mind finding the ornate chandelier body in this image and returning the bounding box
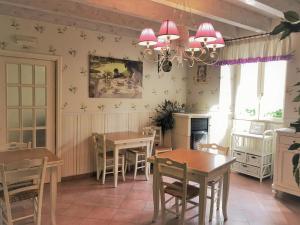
[138,19,225,72]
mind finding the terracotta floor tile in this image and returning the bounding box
[8,173,300,225]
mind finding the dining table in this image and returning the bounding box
[0,148,63,225]
[105,131,154,187]
[148,149,236,225]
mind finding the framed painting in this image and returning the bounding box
[194,65,207,83]
[88,55,143,98]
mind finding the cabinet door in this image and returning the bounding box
[278,148,300,191]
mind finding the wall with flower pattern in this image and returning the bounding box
[0,15,187,113]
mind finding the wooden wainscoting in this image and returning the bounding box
[60,112,153,177]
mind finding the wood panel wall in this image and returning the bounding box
[60,112,152,177]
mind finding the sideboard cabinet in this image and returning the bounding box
[273,128,300,197]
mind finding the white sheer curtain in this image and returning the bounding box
[217,35,292,66]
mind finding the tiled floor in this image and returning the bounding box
[11,172,300,225]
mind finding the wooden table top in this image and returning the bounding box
[105,131,153,144]
[148,149,236,175]
[0,148,62,167]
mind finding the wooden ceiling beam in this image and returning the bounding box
[257,0,300,13]
[151,0,272,33]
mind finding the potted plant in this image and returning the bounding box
[153,100,185,136]
[271,11,300,40]
[288,143,300,187]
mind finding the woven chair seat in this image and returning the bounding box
[1,189,38,203]
[165,181,199,200]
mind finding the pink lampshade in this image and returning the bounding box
[154,40,169,51]
[158,20,180,41]
[186,36,202,52]
[138,28,157,46]
[195,22,217,43]
[206,31,225,48]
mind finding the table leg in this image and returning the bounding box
[199,176,208,225]
[50,167,58,225]
[152,161,159,222]
[222,169,230,221]
[145,142,150,181]
[114,147,119,188]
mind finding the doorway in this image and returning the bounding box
[0,55,56,153]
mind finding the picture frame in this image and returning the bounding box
[88,55,143,98]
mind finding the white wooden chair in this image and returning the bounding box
[126,127,156,180]
[197,143,229,221]
[156,157,200,225]
[152,126,172,155]
[0,157,47,225]
[92,133,125,184]
[0,142,32,152]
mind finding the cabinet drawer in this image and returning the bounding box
[279,136,300,146]
[233,151,246,162]
[232,162,241,171]
[240,163,260,176]
[246,154,261,167]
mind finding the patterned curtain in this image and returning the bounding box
[216,35,292,66]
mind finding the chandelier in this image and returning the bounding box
[138,20,225,72]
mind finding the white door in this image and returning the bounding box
[0,56,55,153]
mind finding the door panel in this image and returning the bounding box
[0,56,55,153]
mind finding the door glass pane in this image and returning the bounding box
[22,87,33,106]
[7,109,19,129]
[36,109,46,127]
[23,130,33,144]
[8,131,20,142]
[36,129,46,147]
[22,109,33,127]
[21,64,33,84]
[35,65,46,85]
[35,88,46,106]
[6,64,19,84]
[7,87,19,106]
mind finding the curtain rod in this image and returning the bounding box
[225,32,270,42]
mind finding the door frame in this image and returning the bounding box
[0,50,62,158]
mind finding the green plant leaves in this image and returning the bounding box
[280,29,292,40]
[270,11,300,40]
[292,153,300,187]
[270,22,286,35]
[284,11,300,23]
[293,94,300,102]
[153,100,185,135]
[288,143,300,150]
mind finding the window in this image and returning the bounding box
[223,60,287,121]
[6,63,47,147]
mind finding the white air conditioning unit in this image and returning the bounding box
[14,35,38,49]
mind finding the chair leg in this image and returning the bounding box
[217,180,222,210]
[160,191,166,225]
[175,198,179,218]
[4,199,13,225]
[209,184,215,222]
[122,156,126,182]
[180,198,186,225]
[102,164,106,185]
[133,154,138,180]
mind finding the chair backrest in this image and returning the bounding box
[0,157,48,202]
[197,143,229,156]
[0,142,32,151]
[155,157,188,199]
[92,133,106,157]
[143,127,156,155]
[151,126,163,146]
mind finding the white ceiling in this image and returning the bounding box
[0,0,298,39]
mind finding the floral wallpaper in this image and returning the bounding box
[186,65,221,113]
[0,15,187,113]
